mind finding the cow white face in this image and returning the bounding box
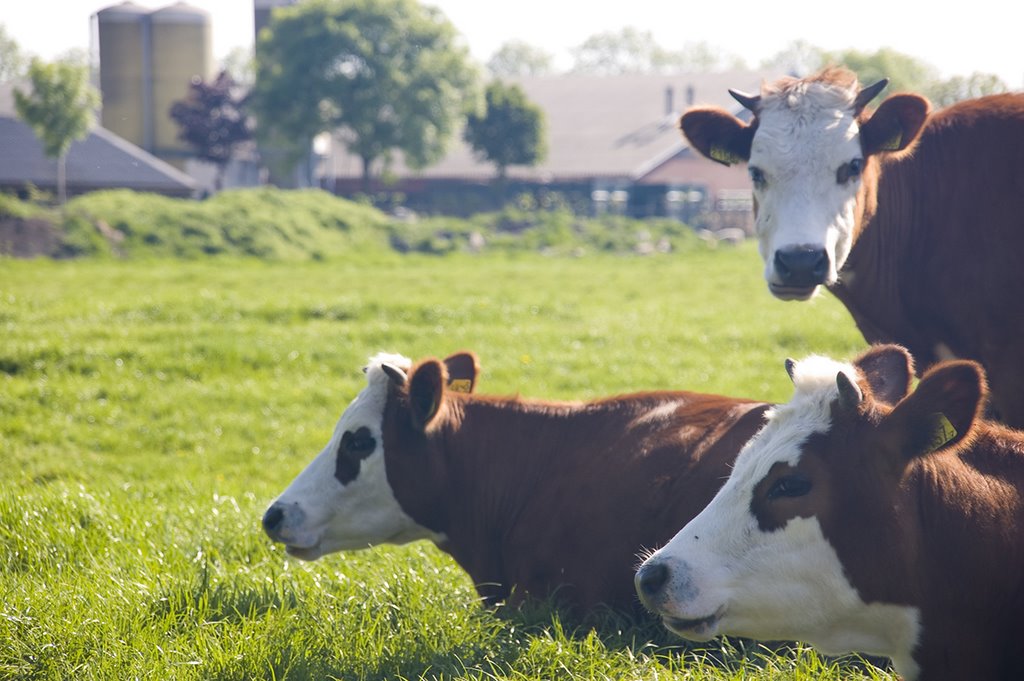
[262,353,444,560]
[681,70,931,303]
[636,354,921,674]
[748,83,865,300]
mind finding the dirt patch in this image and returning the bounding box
[0,216,61,257]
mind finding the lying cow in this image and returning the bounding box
[636,344,1024,680]
[680,67,1024,428]
[262,350,769,613]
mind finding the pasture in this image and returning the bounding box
[0,247,891,680]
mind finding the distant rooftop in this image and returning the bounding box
[327,69,778,183]
[0,81,197,197]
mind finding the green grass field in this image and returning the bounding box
[0,246,893,680]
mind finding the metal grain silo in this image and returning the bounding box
[150,2,213,167]
[96,1,149,148]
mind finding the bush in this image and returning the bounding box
[0,188,715,260]
[61,188,392,259]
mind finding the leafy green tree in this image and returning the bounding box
[824,47,938,97]
[825,47,1006,105]
[0,24,26,83]
[14,57,100,204]
[487,40,554,78]
[926,72,1008,108]
[170,70,253,190]
[251,0,479,191]
[464,81,546,188]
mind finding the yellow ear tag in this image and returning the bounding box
[925,413,958,452]
[709,145,742,166]
[880,130,904,151]
[448,379,471,394]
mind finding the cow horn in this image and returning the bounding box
[785,358,797,382]
[836,371,864,412]
[729,89,761,113]
[381,363,407,386]
[854,78,889,112]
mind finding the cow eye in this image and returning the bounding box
[766,474,812,500]
[837,158,864,185]
[748,166,767,188]
[342,427,376,455]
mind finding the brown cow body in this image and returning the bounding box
[263,351,769,613]
[637,345,1024,680]
[832,93,1024,426]
[681,68,1024,427]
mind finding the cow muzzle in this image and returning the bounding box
[770,246,830,300]
[262,501,323,559]
[635,558,724,641]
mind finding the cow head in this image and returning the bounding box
[681,68,930,300]
[261,351,479,560]
[635,344,986,677]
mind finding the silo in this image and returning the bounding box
[96,2,149,148]
[150,2,212,167]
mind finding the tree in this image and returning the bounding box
[220,46,255,88]
[824,47,938,97]
[570,27,663,75]
[761,40,827,77]
[14,57,100,204]
[251,0,479,192]
[464,81,546,189]
[0,24,26,83]
[170,70,253,191]
[926,72,1007,108]
[823,47,1006,105]
[657,42,747,73]
[487,40,554,78]
[571,29,744,75]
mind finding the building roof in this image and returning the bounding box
[326,69,779,184]
[0,81,198,196]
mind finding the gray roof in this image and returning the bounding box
[0,82,197,196]
[327,69,779,183]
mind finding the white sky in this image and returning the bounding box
[4,0,1023,88]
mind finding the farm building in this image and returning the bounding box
[321,70,779,231]
[0,81,197,199]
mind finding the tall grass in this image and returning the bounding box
[0,247,887,680]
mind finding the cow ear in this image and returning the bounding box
[680,107,754,166]
[407,359,446,430]
[860,93,930,156]
[884,360,986,458]
[854,344,914,406]
[443,351,479,394]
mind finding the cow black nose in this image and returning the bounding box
[774,247,829,288]
[262,504,285,535]
[636,561,670,598]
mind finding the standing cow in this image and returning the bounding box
[262,350,770,613]
[636,344,1024,681]
[680,67,1024,427]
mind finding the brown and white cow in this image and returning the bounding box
[262,350,770,613]
[636,344,1024,680]
[680,67,1024,427]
